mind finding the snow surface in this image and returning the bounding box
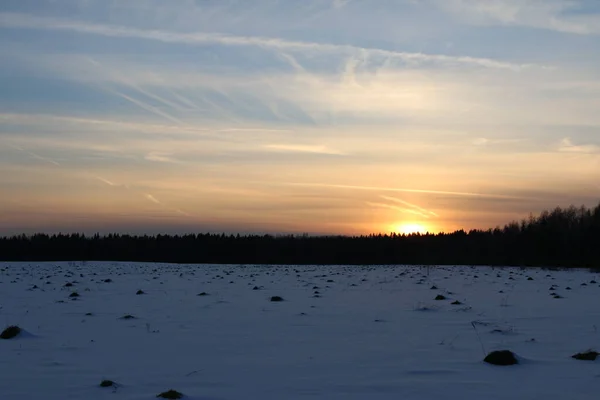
[1,262,599,400]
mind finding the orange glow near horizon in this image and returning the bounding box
[393,223,429,235]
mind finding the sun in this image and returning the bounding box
[393,223,428,235]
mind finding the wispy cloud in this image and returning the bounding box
[0,113,231,142]
[380,195,439,217]
[264,144,345,155]
[8,144,61,166]
[366,202,432,218]
[98,85,185,125]
[471,137,525,146]
[95,176,117,187]
[143,194,191,217]
[0,12,537,70]
[144,193,161,205]
[144,152,181,163]
[285,182,525,199]
[332,0,351,10]
[559,137,600,153]
[95,175,191,217]
[435,0,600,35]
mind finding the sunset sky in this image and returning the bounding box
[1,0,600,236]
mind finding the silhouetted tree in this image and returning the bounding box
[1,202,599,267]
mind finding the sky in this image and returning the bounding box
[1,0,600,236]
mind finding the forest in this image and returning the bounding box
[1,203,599,267]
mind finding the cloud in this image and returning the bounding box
[435,0,600,35]
[332,0,351,10]
[366,202,432,218]
[32,49,598,128]
[144,193,161,204]
[264,144,345,155]
[284,182,526,199]
[98,85,185,125]
[95,176,117,186]
[94,174,191,217]
[472,137,526,146]
[380,195,439,217]
[366,202,433,218]
[144,152,180,163]
[559,137,600,153]
[0,12,536,70]
[143,193,191,217]
[7,143,61,166]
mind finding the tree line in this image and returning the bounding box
[1,203,599,267]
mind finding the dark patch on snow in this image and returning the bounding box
[157,389,184,399]
[0,325,21,339]
[484,350,518,366]
[572,350,598,361]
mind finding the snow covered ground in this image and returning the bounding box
[1,262,599,400]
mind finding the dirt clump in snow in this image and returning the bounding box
[572,350,598,361]
[157,389,184,399]
[484,350,518,366]
[0,325,21,339]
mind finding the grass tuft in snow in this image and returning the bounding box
[484,350,518,366]
[136,290,145,295]
[434,295,447,300]
[0,325,21,339]
[99,380,115,388]
[69,292,80,298]
[572,350,598,361]
[270,296,284,302]
[119,314,136,320]
[197,292,209,296]
[414,302,438,312]
[157,389,184,399]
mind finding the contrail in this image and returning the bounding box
[95,175,191,217]
[366,202,431,218]
[95,176,116,186]
[0,12,536,70]
[144,193,162,205]
[8,143,60,166]
[285,182,524,200]
[380,195,439,217]
[144,193,192,217]
[104,87,185,126]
